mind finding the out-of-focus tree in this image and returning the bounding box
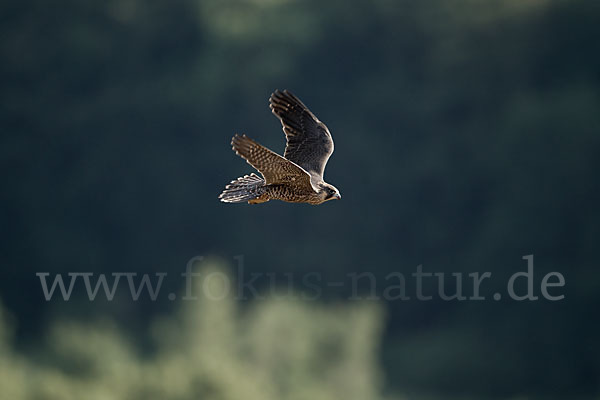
[0,264,385,400]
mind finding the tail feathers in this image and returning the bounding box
[219,173,266,203]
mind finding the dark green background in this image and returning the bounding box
[1,0,599,398]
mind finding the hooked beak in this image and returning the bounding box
[335,193,341,200]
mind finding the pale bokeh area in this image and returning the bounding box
[0,264,385,400]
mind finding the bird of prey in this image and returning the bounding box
[219,90,341,205]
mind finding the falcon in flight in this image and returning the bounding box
[219,90,341,205]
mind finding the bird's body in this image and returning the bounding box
[250,182,328,205]
[219,90,341,205]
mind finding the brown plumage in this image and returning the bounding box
[219,90,341,205]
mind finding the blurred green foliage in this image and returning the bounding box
[0,264,384,400]
[1,0,599,398]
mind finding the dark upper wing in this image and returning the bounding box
[231,134,313,189]
[269,90,334,179]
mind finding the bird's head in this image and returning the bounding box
[318,182,341,202]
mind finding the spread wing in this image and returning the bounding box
[269,90,334,179]
[231,134,314,189]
